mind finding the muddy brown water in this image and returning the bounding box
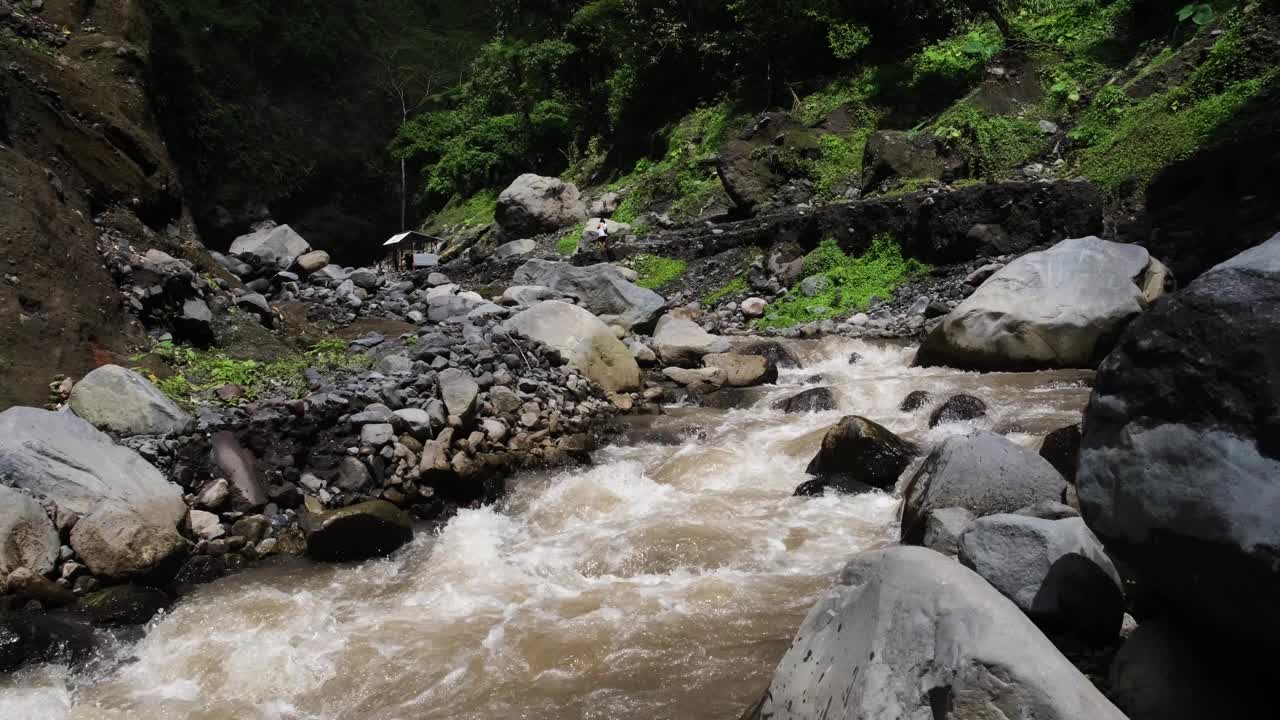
[0,339,1092,720]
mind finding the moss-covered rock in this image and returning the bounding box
[76,585,171,626]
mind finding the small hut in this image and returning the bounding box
[382,231,443,271]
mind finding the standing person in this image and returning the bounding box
[595,219,613,260]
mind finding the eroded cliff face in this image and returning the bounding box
[0,0,196,409]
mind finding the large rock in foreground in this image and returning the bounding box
[513,259,665,331]
[805,416,917,493]
[1078,232,1280,649]
[916,237,1164,370]
[68,364,192,436]
[653,314,730,367]
[495,174,586,237]
[229,224,311,270]
[502,301,641,394]
[305,500,413,562]
[901,432,1066,544]
[0,407,186,523]
[959,514,1124,645]
[748,546,1126,720]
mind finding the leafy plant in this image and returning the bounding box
[1176,3,1215,27]
[758,236,929,329]
[629,254,688,289]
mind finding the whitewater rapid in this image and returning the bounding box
[0,338,1091,720]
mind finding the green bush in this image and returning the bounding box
[629,255,688,289]
[911,26,1003,88]
[933,103,1046,178]
[758,236,929,329]
[557,224,584,255]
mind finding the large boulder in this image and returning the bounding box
[861,130,967,189]
[959,514,1124,645]
[495,174,586,236]
[0,407,186,524]
[502,301,640,394]
[229,224,311,270]
[747,546,1127,720]
[304,500,413,562]
[805,416,917,493]
[915,237,1164,370]
[70,504,188,580]
[774,387,838,414]
[68,365,192,436]
[717,112,823,210]
[901,431,1067,544]
[513,259,665,331]
[652,315,730,367]
[493,238,537,260]
[0,486,59,577]
[701,352,777,387]
[1077,232,1280,648]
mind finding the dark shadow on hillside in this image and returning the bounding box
[1120,74,1280,279]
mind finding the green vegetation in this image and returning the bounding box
[758,236,929,329]
[424,191,498,232]
[703,275,750,306]
[1071,23,1274,191]
[934,103,1047,178]
[136,339,371,409]
[629,255,688,289]
[911,25,1005,89]
[557,224,584,255]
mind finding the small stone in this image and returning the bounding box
[188,510,225,541]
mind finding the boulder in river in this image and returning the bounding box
[495,174,587,237]
[901,431,1067,544]
[513,260,665,331]
[702,352,777,387]
[805,416,917,492]
[70,504,189,580]
[304,500,414,562]
[898,389,932,412]
[746,546,1127,720]
[229,223,311,270]
[959,514,1124,646]
[75,585,171,626]
[915,237,1165,370]
[653,315,731,367]
[502,301,641,394]
[68,364,192,436]
[774,387,837,414]
[0,486,59,577]
[1077,231,1280,649]
[922,506,975,557]
[735,340,802,369]
[927,393,988,427]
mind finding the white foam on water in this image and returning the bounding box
[1,339,1091,720]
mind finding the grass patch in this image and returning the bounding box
[423,190,498,233]
[758,236,929,329]
[135,339,371,410]
[557,223,584,255]
[933,103,1048,178]
[702,275,749,306]
[1071,25,1274,192]
[629,254,688,289]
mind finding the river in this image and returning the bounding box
[0,338,1091,720]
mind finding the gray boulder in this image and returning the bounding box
[805,416,917,492]
[70,505,188,579]
[916,237,1163,370]
[922,507,975,557]
[513,259,665,331]
[748,546,1127,720]
[652,314,730,367]
[0,486,59,576]
[229,224,311,270]
[500,285,563,306]
[495,174,586,236]
[349,268,380,290]
[701,352,777,387]
[313,265,349,283]
[437,369,479,421]
[427,294,482,323]
[501,301,640,393]
[1078,231,1280,648]
[0,407,186,525]
[68,365,192,436]
[493,238,537,260]
[901,432,1067,544]
[959,514,1124,645]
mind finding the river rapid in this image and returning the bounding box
[0,338,1092,720]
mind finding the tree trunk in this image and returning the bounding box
[963,0,1013,39]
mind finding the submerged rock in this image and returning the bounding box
[75,585,170,626]
[927,393,987,427]
[747,546,1126,720]
[774,387,837,414]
